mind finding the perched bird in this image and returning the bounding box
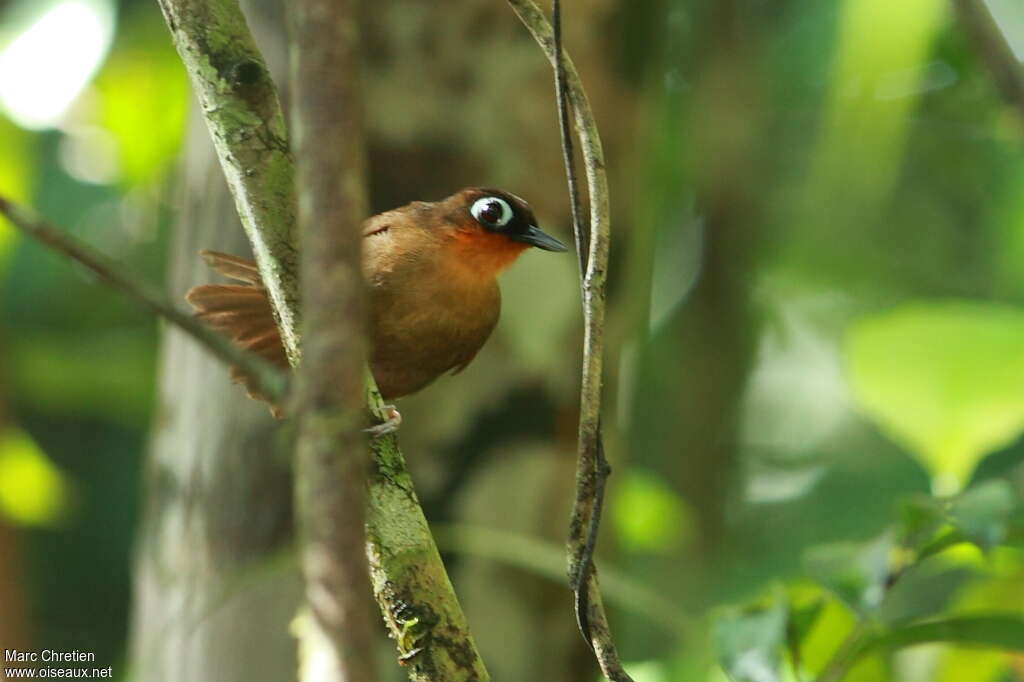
[186,187,567,415]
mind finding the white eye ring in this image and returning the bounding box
[470,197,514,228]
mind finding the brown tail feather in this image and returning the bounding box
[186,252,289,413]
[199,249,263,284]
[186,284,267,310]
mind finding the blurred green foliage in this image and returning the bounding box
[0,0,181,672]
[2,0,1024,681]
[95,19,187,186]
[0,116,34,256]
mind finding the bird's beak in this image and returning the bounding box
[510,225,569,252]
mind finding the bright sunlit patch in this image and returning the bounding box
[0,427,68,525]
[0,1,114,129]
[613,470,692,554]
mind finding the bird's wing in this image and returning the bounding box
[362,212,393,237]
[185,251,288,411]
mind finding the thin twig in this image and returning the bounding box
[550,0,605,641]
[952,0,1024,121]
[0,197,287,403]
[575,430,612,642]
[550,12,611,641]
[289,0,378,680]
[505,1,627,680]
[553,0,587,274]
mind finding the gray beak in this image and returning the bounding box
[511,225,569,252]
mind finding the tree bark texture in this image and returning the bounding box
[289,1,378,681]
[155,0,301,364]
[128,102,300,682]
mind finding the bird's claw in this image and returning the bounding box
[364,404,402,437]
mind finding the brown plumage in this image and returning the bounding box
[186,188,567,409]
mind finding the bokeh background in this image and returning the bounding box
[2,0,1024,681]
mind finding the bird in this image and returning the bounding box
[185,187,568,420]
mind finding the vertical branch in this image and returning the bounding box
[553,0,587,273]
[288,1,377,681]
[506,2,631,680]
[550,0,610,653]
[952,0,1024,120]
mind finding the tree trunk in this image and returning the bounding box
[128,102,299,682]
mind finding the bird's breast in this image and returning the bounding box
[365,238,501,398]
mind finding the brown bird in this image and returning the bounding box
[186,188,567,416]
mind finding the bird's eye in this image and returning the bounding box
[470,197,513,228]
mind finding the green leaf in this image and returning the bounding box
[903,481,1018,560]
[787,598,826,645]
[897,494,946,552]
[915,529,967,562]
[945,479,1016,551]
[867,615,1024,653]
[846,301,1024,493]
[803,532,893,615]
[785,595,825,674]
[712,596,787,682]
[878,564,976,626]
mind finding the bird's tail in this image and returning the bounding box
[185,250,289,411]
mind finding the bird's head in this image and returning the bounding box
[438,187,568,274]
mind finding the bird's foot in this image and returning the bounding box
[364,404,402,437]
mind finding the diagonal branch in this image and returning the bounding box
[0,197,287,404]
[155,0,301,364]
[504,1,629,680]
